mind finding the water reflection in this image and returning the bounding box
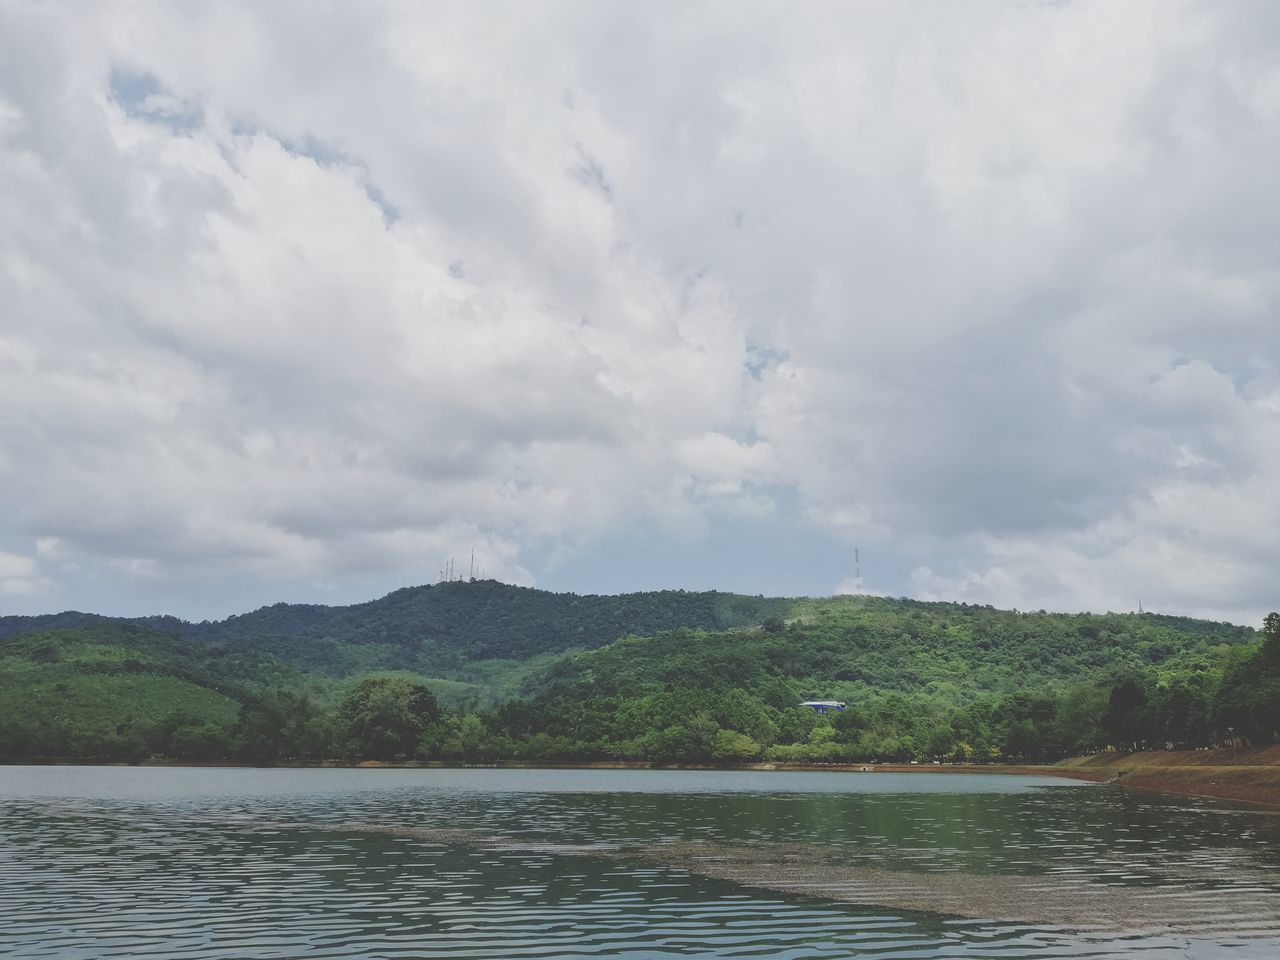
[1,767,1278,959]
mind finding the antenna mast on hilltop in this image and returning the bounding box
[439,551,486,584]
[855,547,863,594]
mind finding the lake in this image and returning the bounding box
[2,766,1279,959]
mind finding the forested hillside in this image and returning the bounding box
[0,585,1274,766]
[0,625,306,760]
[186,581,789,674]
[522,596,1255,702]
[497,598,1268,764]
[0,582,789,676]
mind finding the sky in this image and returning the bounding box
[1,1,1278,625]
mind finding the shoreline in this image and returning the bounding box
[0,757,1106,777]
[6,751,1278,810]
[1058,744,1280,810]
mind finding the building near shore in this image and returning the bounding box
[799,700,847,714]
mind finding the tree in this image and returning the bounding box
[710,729,762,761]
[444,715,490,761]
[1215,615,1280,744]
[1004,720,1044,761]
[1102,678,1150,751]
[236,691,310,763]
[687,713,721,760]
[339,677,441,760]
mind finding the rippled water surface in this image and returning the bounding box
[2,766,1279,959]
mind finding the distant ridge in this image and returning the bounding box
[0,581,791,675]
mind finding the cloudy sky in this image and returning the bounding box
[1,1,1277,624]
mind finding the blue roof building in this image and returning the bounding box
[799,700,847,714]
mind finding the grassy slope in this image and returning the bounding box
[0,626,277,756]
[3,674,238,730]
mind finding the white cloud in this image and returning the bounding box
[0,1,1277,622]
[0,551,49,596]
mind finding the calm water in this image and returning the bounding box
[2,766,1279,959]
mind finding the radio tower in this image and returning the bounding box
[855,548,863,594]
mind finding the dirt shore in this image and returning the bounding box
[1057,745,1280,809]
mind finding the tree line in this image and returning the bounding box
[2,611,1275,766]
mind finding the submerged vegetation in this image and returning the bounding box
[0,583,1276,765]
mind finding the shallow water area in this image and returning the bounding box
[2,766,1279,959]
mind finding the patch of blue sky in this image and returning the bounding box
[108,68,202,132]
[744,342,788,380]
[226,122,400,223]
[571,143,612,198]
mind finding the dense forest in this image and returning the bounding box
[0,583,1276,765]
[0,582,788,677]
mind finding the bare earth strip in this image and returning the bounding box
[1060,746,1280,809]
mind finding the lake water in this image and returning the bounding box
[2,767,1279,959]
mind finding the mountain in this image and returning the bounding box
[183,580,791,673]
[0,583,1269,765]
[2,581,791,677]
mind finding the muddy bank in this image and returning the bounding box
[1061,746,1280,809]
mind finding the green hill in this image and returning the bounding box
[522,595,1257,702]
[0,584,1272,765]
[0,581,790,678]
[0,624,307,761]
[499,595,1261,763]
[187,580,789,667]
[0,584,791,761]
